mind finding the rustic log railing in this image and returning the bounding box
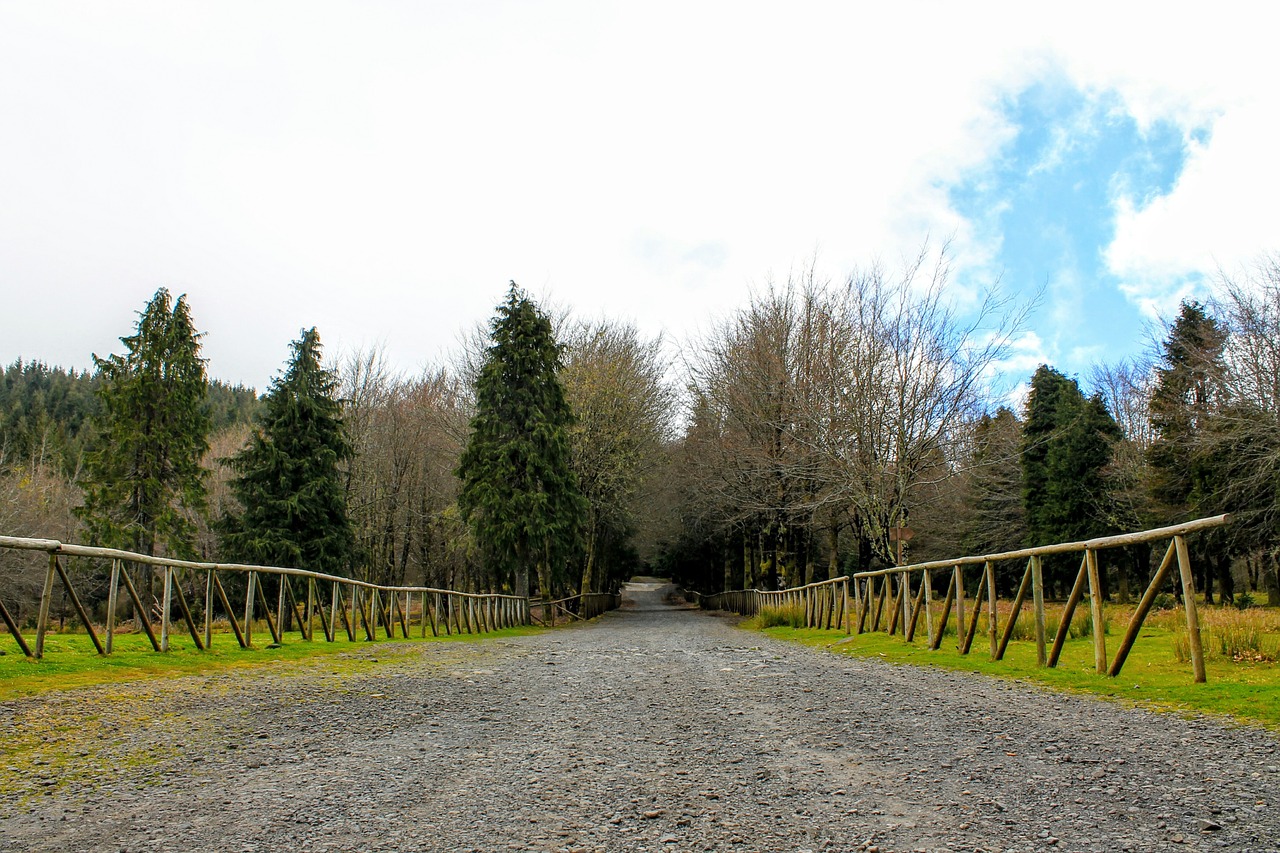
[701,576,852,632]
[0,535,534,658]
[855,515,1228,682]
[700,516,1229,683]
[535,592,621,625]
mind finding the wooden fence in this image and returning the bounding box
[536,592,622,625]
[0,535,554,658]
[701,515,1229,683]
[701,577,850,629]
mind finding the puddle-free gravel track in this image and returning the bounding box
[3,581,1279,852]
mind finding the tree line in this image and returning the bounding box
[3,251,1280,625]
[659,254,1280,606]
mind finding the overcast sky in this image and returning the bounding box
[2,2,1278,396]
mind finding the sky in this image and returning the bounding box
[2,2,1278,398]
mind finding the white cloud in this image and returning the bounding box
[1,2,1278,386]
[1107,104,1280,315]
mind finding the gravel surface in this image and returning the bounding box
[3,581,1280,852]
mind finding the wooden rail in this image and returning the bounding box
[701,516,1229,684]
[0,535,534,658]
[535,592,621,625]
[701,576,852,633]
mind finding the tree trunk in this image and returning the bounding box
[723,540,734,592]
[538,540,553,625]
[579,526,598,595]
[827,521,840,579]
[1266,550,1280,606]
[1197,549,1214,605]
[1216,552,1234,605]
[514,539,530,600]
[805,526,818,584]
[1117,549,1132,604]
[762,525,778,591]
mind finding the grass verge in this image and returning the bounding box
[0,624,545,700]
[744,615,1280,732]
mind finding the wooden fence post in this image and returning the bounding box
[276,576,287,640]
[996,559,1032,660]
[307,579,317,641]
[929,571,955,651]
[886,576,902,636]
[961,570,985,655]
[984,561,998,660]
[843,579,850,635]
[1031,555,1047,667]
[899,573,911,638]
[161,565,173,652]
[35,552,56,659]
[244,571,257,647]
[922,568,934,645]
[51,556,105,655]
[1049,553,1089,668]
[1110,539,1178,676]
[106,559,121,655]
[905,577,926,642]
[1085,548,1107,674]
[0,596,33,658]
[204,569,214,649]
[1174,535,1206,683]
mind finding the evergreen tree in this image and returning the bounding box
[1148,301,1227,520]
[961,407,1027,561]
[456,284,586,600]
[221,328,355,575]
[1021,365,1072,546]
[1021,365,1122,592]
[1147,301,1230,599]
[0,360,100,475]
[78,288,210,558]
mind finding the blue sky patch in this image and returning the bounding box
[952,78,1204,388]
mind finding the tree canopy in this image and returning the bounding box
[220,327,355,575]
[78,288,211,558]
[456,284,586,599]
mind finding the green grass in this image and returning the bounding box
[0,623,546,700]
[745,613,1280,731]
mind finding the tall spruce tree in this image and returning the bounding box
[221,328,355,575]
[456,284,586,600]
[961,407,1027,561]
[1021,365,1122,593]
[79,288,210,559]
[1148,301,1227,519]
[1147,301,1230,599]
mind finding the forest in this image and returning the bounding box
[3,249,1280,622]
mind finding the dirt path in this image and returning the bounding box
[2,584,1279,852]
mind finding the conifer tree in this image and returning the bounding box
[79,288,210,558]
[1148,301,1227,520]
[457,284,586,600]
[1021,365,1122,592]
[221,328,355,575]
[1147,301,1230,599]
[960,406,1027,559]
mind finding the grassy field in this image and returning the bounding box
[0,623,546,700]
[746,601,1280,731]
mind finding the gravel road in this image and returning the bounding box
[3,581,1279,853]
